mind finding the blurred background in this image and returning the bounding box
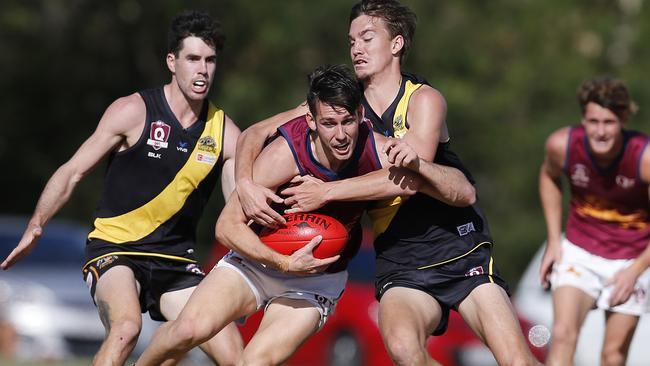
[1,0,649,365]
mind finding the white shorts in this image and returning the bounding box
[216,251,347,328]
[551,237,650,315]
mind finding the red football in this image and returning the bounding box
[259,213,349,259]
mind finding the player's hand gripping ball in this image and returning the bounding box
[259,213,348,258]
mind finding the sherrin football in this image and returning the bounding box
[259,213,349,259]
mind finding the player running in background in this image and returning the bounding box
[539,76,650,366]
[134,64,476,366]
[1,10,243,366]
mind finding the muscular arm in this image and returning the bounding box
[216,137,338,274]
[234,103,308,226]
[538,127,569,288]
[2,94,146,269]
[282,133,476,213]
[219,116,241,198]
[401,85,447,161]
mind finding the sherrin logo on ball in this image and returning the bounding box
[259,213,349,259]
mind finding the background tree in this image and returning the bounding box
[1,0,648,284]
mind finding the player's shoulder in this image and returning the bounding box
[104,92,146,122]
[545,126,571,150]
[544,126,572,166]
[409,82,447,116]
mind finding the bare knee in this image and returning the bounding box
[106,319,141,351]
[171,317,215,351]
[383,331,428,366]
[551,322,579,348]
[601,345,627,366]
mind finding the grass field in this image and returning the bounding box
[0,359,94,366]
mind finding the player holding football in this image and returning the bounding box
[234,1,539,365]
[135,64,475,365]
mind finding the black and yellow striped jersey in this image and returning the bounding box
[84,87,226,266]
[363,73,493,268]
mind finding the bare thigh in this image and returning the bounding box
[379,287,442,343]
[170,266,258,332]
[242,298,321,364]
[458,283,536,364]
[159,280,245,364]
[552,285,596,335]
[94,265,142,330]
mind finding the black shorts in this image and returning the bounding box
[375,243,509,335]
[82,254,205,321]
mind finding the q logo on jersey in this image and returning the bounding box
[147,121,171,150]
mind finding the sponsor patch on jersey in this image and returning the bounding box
[147,121,171,150]
[616,175,635,189]
[394,114,405,132]
[196,152,217,165]
[177,141,189,153]
[456,222,475,236]
[570,163,589,188]
[465,266,484,277]
[198,136,217,153]
[148,152,162,159]
[185,263,205,276]
[565,265,582,278]
[96,255,119,270]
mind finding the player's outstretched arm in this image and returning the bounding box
[217,137,339,275]
[235,103,308,227]
[538,127,569,288]
[1,94,144,270]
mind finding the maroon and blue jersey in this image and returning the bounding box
[277,115,382,272]
[564,125,650,259]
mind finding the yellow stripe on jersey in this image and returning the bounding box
[392,80,423,138]
[367,80,423,235]
[88,104,225,243]
[368,196,407,237]
[488,255,495,283]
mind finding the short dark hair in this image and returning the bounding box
[577,76,637,122]
[349,0,417,62]
[307,65,361,118]
[167,10,225,56]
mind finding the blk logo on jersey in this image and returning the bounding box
[147,121,171,150]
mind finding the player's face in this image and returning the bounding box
[349,15,397,80]
[581,102,624,157]
[310,102,361,167]
[167,36,217,101]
